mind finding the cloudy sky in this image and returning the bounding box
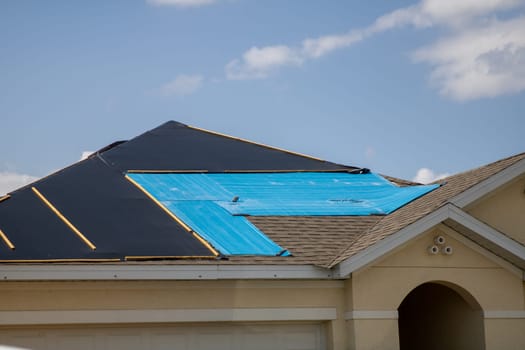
[1,0,524,194]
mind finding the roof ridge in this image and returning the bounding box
[432,151,525,184]
[186,123,355,169]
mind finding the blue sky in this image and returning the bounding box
[1,0,524,194]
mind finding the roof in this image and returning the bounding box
[0,121,357,262]
[0,121,524,272]
[329,152,525,267]
[99,121,355,172]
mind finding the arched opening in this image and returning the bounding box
[398,282,485,350]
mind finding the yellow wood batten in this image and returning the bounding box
[127,170,209,174]
[191,232,219,256]
[124,175,219,257]
[188,125,327,162]
[125,255,217,261]
[222,169,348,173]
[0,229,15,250]
[31,187,97,251]
[0,195,11,203]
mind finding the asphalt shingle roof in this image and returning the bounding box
[329,152,525,267]
[1,121,523,268]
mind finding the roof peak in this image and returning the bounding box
[95,120,357,173]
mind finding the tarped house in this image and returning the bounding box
[0,121,524,350]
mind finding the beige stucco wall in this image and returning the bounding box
[0,226,523,350]
[0,280,344,311]
[347,226,525,350]
[468,175,525,245]
[0,279,348,350]
[485,319,525,350]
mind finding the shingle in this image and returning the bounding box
[329,152,525,267]
[247,216,381,267]
[2,120,523,267]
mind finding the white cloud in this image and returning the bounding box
[413,17,525,100]
[370,0,522,30]
[301,31,364,58]
[419,0,521,25]
[147,0,216,7]
[80,151,94,160]
[225,33,365,80]
[413,168,450,184]
[0,171,39,195]
[225,0,525,99]
[369,5,432,32]
[159,74,203,96]
[226,45,303,80]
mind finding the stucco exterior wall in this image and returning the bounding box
[0,227,523,349]
[0,280,344,311]
[0,279,348,350]
[468,175,525,245]
[346,226,525,350]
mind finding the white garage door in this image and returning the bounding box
[0,323,325,350]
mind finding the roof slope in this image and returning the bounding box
[248,216,381,267]
[100,121,354,172]
[0,157,215,261]
[1,120,522,268]
[329,152,525,267]
[0,121,357,262]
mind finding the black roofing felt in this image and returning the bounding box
[100,121,354,172]
[0,121,355,261]
[0,157,214,260]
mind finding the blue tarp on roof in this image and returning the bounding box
[128,172,438,255]
[162,200,287,256]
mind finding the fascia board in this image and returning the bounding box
[0,264,333,281]
[335,205,451,278]
[450,158,525,208]
[447,205,525,263]
[336,201,525,279]
[439,223,523,279]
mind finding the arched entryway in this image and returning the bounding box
[398,282,485,350]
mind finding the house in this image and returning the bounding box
[0,121,524,350]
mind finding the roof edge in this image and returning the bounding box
[0,264,335,281]
[187,124,355,170]
[334,203,525,279]
[450,155,525,208]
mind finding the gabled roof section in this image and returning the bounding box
[100,121,355,172]
[331,152,525,269]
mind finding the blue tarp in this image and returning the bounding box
[128,172,438,255]
[162,200,286,256]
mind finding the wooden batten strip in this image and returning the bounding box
[31,187,96,251]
